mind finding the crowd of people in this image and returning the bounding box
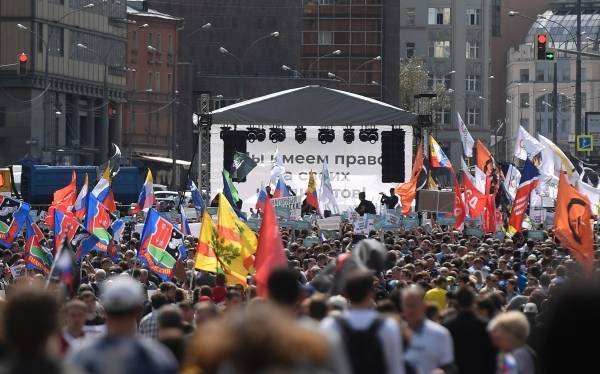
[0,207,599,374]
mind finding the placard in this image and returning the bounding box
[464,227,484,238]
[528,230,545,240]
[317,216,342,230]
[303,237,319,247]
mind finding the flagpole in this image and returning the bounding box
[178,139,199,211]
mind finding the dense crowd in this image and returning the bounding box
[0,210,599,374]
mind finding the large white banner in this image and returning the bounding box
[210,126,413,212]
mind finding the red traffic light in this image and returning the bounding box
[537,34,547,44]
[18,53,28,63]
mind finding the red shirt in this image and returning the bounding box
[212,286,227,303]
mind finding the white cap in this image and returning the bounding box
[101,276,145,313]
[523,302,538,314]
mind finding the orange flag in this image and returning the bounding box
[45,170,77,228]
[554,172,595,272]
[255,197,287,297]
[395,142,424,216]
[476,140,494,176]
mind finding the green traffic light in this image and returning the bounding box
[546,52,555,60]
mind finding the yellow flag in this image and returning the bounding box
[216,193,258,285]
[194,210,219,273]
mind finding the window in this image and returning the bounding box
[37,23,44,54]
[560,119,568,134]
[466,41,480,59]
[167,73,172,92]
[581,68,587,81]
[492,0,501,36]
[156,33,162,52]
[406,42,415,58]
[406,8,416,26]
[148,32,153,47]
[319,0,334,4]
[318,31,333,45]
[467,8,481,25]
[547,119,553,134]
[155,72,160,92]
[428,8,451,25]
[536,63,554,82]
[466,108,480,126]
[131,110,136,130]
[466,75,480,91]
[168,34,173,54]
[429,74,450,89]
[147,72,153,90]
[582,92,587,110]
[48,26,64,57]
[520,93,530,108]
[434,110,450,125]
[429,41,450,58]
[559,61,570,81]
[520,69,529,82]
[131,71,136,90]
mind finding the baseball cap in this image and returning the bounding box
[523,302,538,314]
[101,276,145,313]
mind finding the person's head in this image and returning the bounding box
[151,292,169,311]
[344,270,375,306]
[307,294,329,321]
[358,192,366,201]
[101,276,146,335]
[4,286,60,356]
[78,290,97,313]
[389,188,395,196]
[63,299,88,334]
[157,305,186,364]
[159,281,177,302]
[402,285,426,328]
[226,291,243,310]
[267,268,301,307]
[455,286,476,310]
[178,301,195,324]
[95,268,107,283]
[425,302,440,323]
[215,273,226,287]
[194,301,219,327]
[434,276,447,290]
[140,269,149,283]
[488,311,530,352]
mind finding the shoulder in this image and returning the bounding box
[425,320,452,338]
[138,338,178,364]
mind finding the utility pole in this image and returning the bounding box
[553,63,558,144]
[575,0,582,154]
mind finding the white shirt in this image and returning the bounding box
[404,319,454,374]
[320,309,405,374]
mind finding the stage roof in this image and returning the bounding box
[210,86,416,127]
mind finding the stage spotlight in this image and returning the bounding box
[256,126,266,142]
[368,128,379,144]
[220,126,231,140]
[269,126,286,143]
[246,126,258,142]
[343,127,355,144]
[295,126,307,144]
[359,127,368,142]
[318,127,335,144]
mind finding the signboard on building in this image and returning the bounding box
[585,112,600,133]
[576,135,593,152]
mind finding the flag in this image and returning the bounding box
[457,112,474,157]
[195,210,219,273]
[24,216,53,275]
[576,181,600,216]
[305,171,319,210]
[0,196,30,249]
[216,193,257,286]
[222,170,245,220]
[416,156,431,190]
[269,148,286,186]
[91,167,117,213]
[54,210,100,262]
[461,157,469,172]
[554,172,594,272]
[483,192,497,234]
[255,198,287,297]
[45,170,77,228]
[538,134,576,179]
[319,161,339,215]
[429,135,453,171]
[396,142,424,216]
[52,244,75,288]
[508,160,540,234]
[570,155,599,187]
[514,126,544,160]
[273,176,290,198]
[133,169,154,214]
[74,174,89,220]
[84,193,123,259]
[474,166,487,194]
[453,178,465,230]
[476,140,495,176]
[232,151,257,182]
[463,171,487,217]
[189,179,205,214]
[138,208,188,281]
[256,182,268,211]
[179,205,191,236]
[504,164,521,200]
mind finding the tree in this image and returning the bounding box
[398,58,451,117]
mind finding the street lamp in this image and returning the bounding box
[349,55,382,84]
[282,64,304,78]
[327,72,347,84]
[307,49,342,78]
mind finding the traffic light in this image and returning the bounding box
[545,49,555,61]
[18,52,28,75]
[536,34,549,60]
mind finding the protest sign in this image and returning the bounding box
[317,216,341,230]
[464,227,484,238]
[528,230,545,240]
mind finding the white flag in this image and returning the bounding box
[474,166,486,194]
[577,180,600,214]
[461,157,469,172]
[269,147,286,186]
[514,126,544,160]
[503,164,521,200]
[457,112,475,157]
[537,134,577,180]
[318,162,339,215]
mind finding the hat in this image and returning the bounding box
[328,295,348,310]
[199,295,212,302]
[527,254,537,262]
[101,276,145,313]
[523,302,538,314]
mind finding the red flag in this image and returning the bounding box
[508,160,540,234]
[395,142,424,216]
[255,197,287,297]
[45,170,77,228]
[483,193,497,233]
[453,178,465,230]
[476,140,494,176]
[463,171,487,217]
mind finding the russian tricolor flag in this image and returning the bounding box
[256,182,268,211]
[429,135,454,171]
[179,205,191,236]
[273,176,289,198]
[133,169,154,214]
[91,167,117,212]
[73,174,89,220]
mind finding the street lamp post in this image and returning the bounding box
[349,55,381,84]
[307,49,342,79]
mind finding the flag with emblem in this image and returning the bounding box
[54,210,100,262]
[24,216,53,275]
[91,167,117,213]
[0,196,30,249]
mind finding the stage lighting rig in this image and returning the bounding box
[295,126,307,144]
[246,126,259,142]
[318,127,335,144]
[269,126,286,143]
[256,126,266,142]
[343,126,355,144]
[219,126,231,140]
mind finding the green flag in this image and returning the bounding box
[222,170,240,204]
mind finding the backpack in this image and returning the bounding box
[334,316,386,374]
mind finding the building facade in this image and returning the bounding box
[123,2,181,182]
[0,0,127,166]
[489,0,549,161]
[506,6,600,159]
[398,0,492,166]
[300,0,401,105]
